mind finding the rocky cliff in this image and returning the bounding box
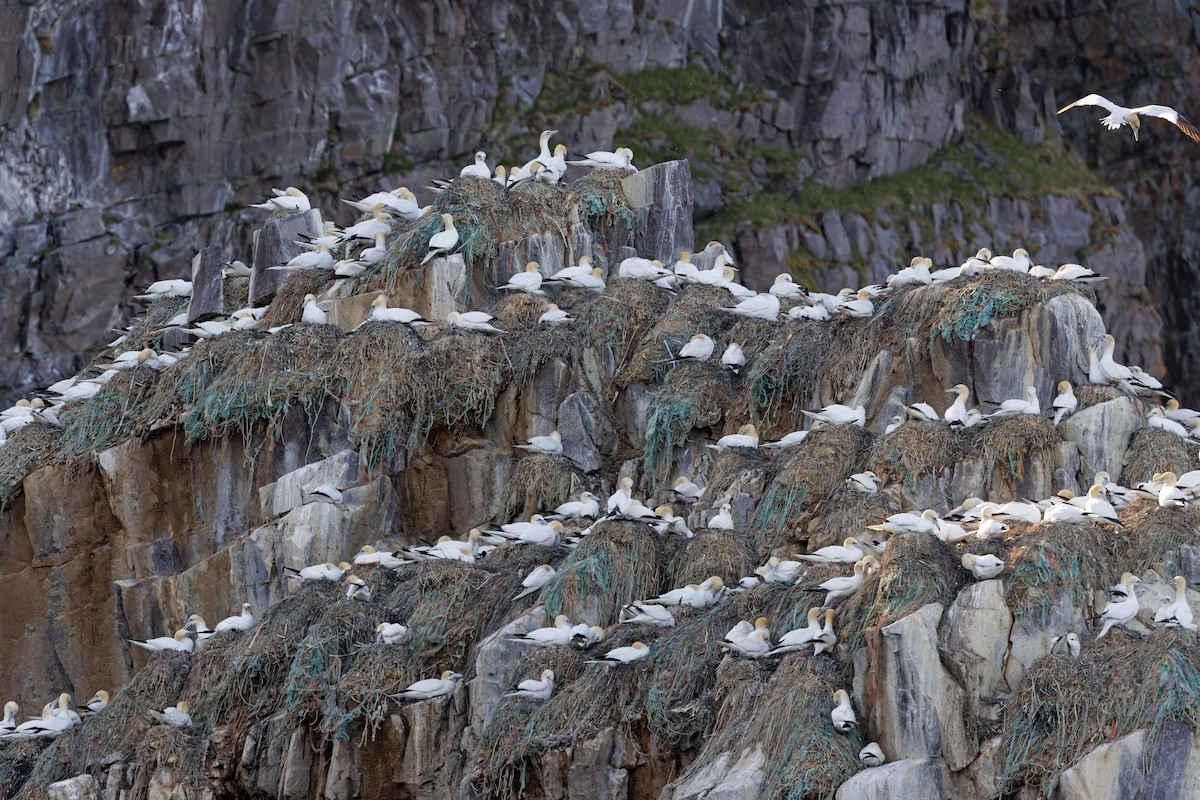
[2,0,1198,404]
[1,160,1200,799]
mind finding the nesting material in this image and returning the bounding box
[222,276,249,313]
[567,168,634,236]
[704,446,773,510]
[110,296,190,355]
[57,367,161,461]
[491,293,551,331]
[998,628,1200,798]
[541,521,666,624]
[258,269,334,329]
[974,414,1060,480]
[643,363,738,489]
[184,323,345,443]
[807,486,894,553]
[0,739,49,800]
[667,531,757,589]
[0,424,62,511]
[618,284,734,387]
[125,724,209,798]
[752,425,874,552]
[506,325,582,388]
[574,278,669,352]
[1072,384,1124,411]
[743,321,833,424]
[498,454,585,523]
[1121,427,1198,486]
[407,332,509,448]
[1004,522,1124,622]
[870,420,963,485]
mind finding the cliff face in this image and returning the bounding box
[4,0,1194,403]
[1,162,1199,800]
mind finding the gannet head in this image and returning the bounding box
[619,476,634,490]
[303,293,317,305]
[136,349,154,365]
[494,165,507,180]
[435,536,452,544]
[673,476,691,488]
[824,608,835,624]
[774,274,794,284]
[678,251,691,262]
[654,505,673,518]
[1162,471,1179,484]
[372,295,389,310]
[525,261,540,273]
[548,521,565,533]
[1168,399,1181,411]
[976,248,993,260]
[1087,485,1104,499]
[1027,386,1038,399]
[94,690,110,704]
[1130,115,1141,141]
[961,552,977,570]
[806,607,821,624]
[863,555,881,573]
[284,188,304,198]
[3,701,16,717]
[541,669,556,681]
[440,670,461,681]
[337,562,352,570]
[1175,575,1188,592]
[440,213,455,229]
[722,267,738,281]
[446,311,460,324]
[173,630,190,643]
[1057,380,1073,392]
[754,565,769,577]
[528,161,543,176]
[578,255,592,266]
[630,642,649,652]
[709,576,725,590]
[553,144,567,157]
[475,151,487,164]
[591,267,603,278]
[843,537,860,548]
[554,614,571,627]
[853,560,867,575]
[921,509,938,520]
[360,545,378,554]
[14,399,30,408]
[740,423,758,436]
[241,602,252,613]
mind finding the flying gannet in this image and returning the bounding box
[1057,94,1200,143]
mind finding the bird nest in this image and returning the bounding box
[1004,522,1125,623]
[407,332,509,449]
[0,424,62,511]
[1072,384,1124,412]
[806,486,894,553]
[667,531,757,589]
[490,293,551,331]
[573,278,669,353]
[108,296,190,357]
[704,446,773,509]
[616,284,734,387]
[997,627,1200,798]
[741,321,833,427]
[124,724,209,798]
[541,521,669,625]
[870,420,964,485]
[839,533,964,652]
[0,740,49,800]
[972,415,1061,480]
[258,269,335,329]
[1121,427,1198,486]
[183,322,345,445]
[56,367,162,462]
[223,276,249,313]
[498,454,586,523]
[752,426,874,553]
[505,323,583,389]
[567,168,634,237]
[643,363,738,490]
[1122,501,1200,573]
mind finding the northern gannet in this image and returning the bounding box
[789,303,831,321]
[890,257,933,287]
[1094,573,1141,638]
[769,274,805,299]
[797,538,867,565]
[1050,632,1082,657]
[989,248,1032,272]
[395,671,462,701]
[1154,575,1196,630]
[343,188,421,218]
[867,509,939,535]
[338,205,393,244]
[720,292,779,321]
[721,618,772,658]
[510,615,574,646]
[620,601,676,627]
[613,497,662,523]
[1057,94,1200,143]
[570,625,605,650]
[448,311,506,334]
[411,530,481,563]
[497,262,545,295]
[301,294,327,325]
[250,187,310,213]
[567,147,636,171]
[345,575,372,602]
[304,484,343,506]
[587,642,650,665]
[1053,263,1106,283]
[648,576,725,608]
[515,430,563,456]
[814,609,837,655]
[128,629,194,653]
[550,492,600,520]
[944,384,971,426]
[460,151,491,179]
[671,476,705,503]
[761,430,809,449]
[993,501,1042,524]
[539,304,572,326]
[974,508,1008,540]
[821,560,869,605]
[770,609,823,655]
[506,669,556,700]
[214,603,255,634]
[651,506,695,538]
[184,614,213,649]
[358,232,388,266]
[375,622,410,645]
[859,742,886,767]
[802,404,866,428]
[1083,484,1122,526]
[677,334,714,363]
[333,257,367,278]
[536,144,568,184]
[961,552,1005,580]
[288,561,352,582]
[1052,381,1077,425]
[1043,503,1089,524]
[147,700,193,727]
[1158,472,1189,507]
[722,343,746,373]
[487,519,564,547]
[989,386,1040,417]
[617,257,673,283]
[511,565,557,601]
[78,691,108,716]
[708,503,735,530]
[544,256,596,285]
[831,689,858,732]
[1148,407,1191,438]
[707,423,759,451]
[270,242,334,272]
[606,476,634,515]
[1166,399,1200,423]
[756,556,805,586]
[835,289,874,318]
[903,402,941,423]
[421,214,460,265]
[359,295,434,328]
[1097,334,1132,384]
[0,702,17,735]
[883,414,903,435]
[223,260,252,278]
[846,471,881,492]
[135,279,193,301]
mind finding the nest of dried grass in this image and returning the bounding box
[125,724,209,797]
[490,293,551,331]
[56,367,161,461]
[498,454,585,523]
[111,296,190,355]
[742,322,833,426]
[408,332,509,448]
[839,533,964,652]
[807,487,894,553]
[567,168,634,237]
[0,424,62,511]
[258,269,334,329]
[752,426,874,553]
[998,627,1200,797]
[184,323,345,444]
[222,276,249,313]
[643,363,738,489]
[704,446,773,509]
[0,739,49,800]
[1072,384,1124,412]
[506,325,583,387]
[617,284,734,387]
[574,278,669,354]
[870,421,963,485]
[667,531,757,589]
[1004,522,1125,623]
[1122,427,1198,486]
[542,521,668,624]
[1120,501,1200,573]
[973,414,1061,480]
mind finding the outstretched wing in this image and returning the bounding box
[1057,93,1122,116]
[1132,104,1200,143]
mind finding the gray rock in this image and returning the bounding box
[248,210,324,305]
[1057,396,1142,483]
[558,391,612,472]
[661,744,766,800]
[47,775,100,800]
[822,212,852,262]
[186,243,224,323]
[835,758,950,800]
[621,160,694,263]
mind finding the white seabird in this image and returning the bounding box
[677,334,714,363]
[620,601,676,627]
[135,279,193,301]
[359,295,434,328]
[797,538,867,565]
[550,492,600,520]
[1158,471,1189,508]
[769,274,805,299]
[394,671,462,701]
[720,293,779,321]
[301,294,327,325]
[859,742,886,767]
[846,471,881,492]
[338,205,393,244]
[515,430,563,456]
[510,615,575,646]
[511,565,557,601]
[149,701,192,727]
[497,262,545,295]
[288,561,352,582]
[1094,572,1141,638]
[567,147,636,171]
[756,556,805,586]
[128,629,194,654]
[606,476,635,515]
[761,430,809,450]
[790,303,831,321]
[722,343,746,373]
[835,289,874,319]
[708,503,735,531]
[821,560,871,605]
[79,691,109,716]
[961,552,1005,580]
[460,151,491,179]
[345,575,372,602]
[353,545,409,569]
[539,304,572,326]
[802,403,866,428]
[831,689,858,732]
[214,603,255,634]
[1050,632,1082,657]
[586,642,650,665]
[707,423,759,451]
[944,384,972,426]
[421,214,460,265]
[1052,381,1077,425]
[671,476,705,504]
[1155,575,1196,630]
[1057,94,1200,143]
[770,608,822,655]
[251,187,310,213]
[448,311,506,334]
[270,242,334,272]
[867,509,939,536]
[989,386,1040,418]
[506,669,556,700]
[648,576,725,608]
[375,622,410,645]
[652,506,695,538]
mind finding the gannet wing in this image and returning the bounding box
[1131,105,1200,142]
[1057,93,1122,116]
